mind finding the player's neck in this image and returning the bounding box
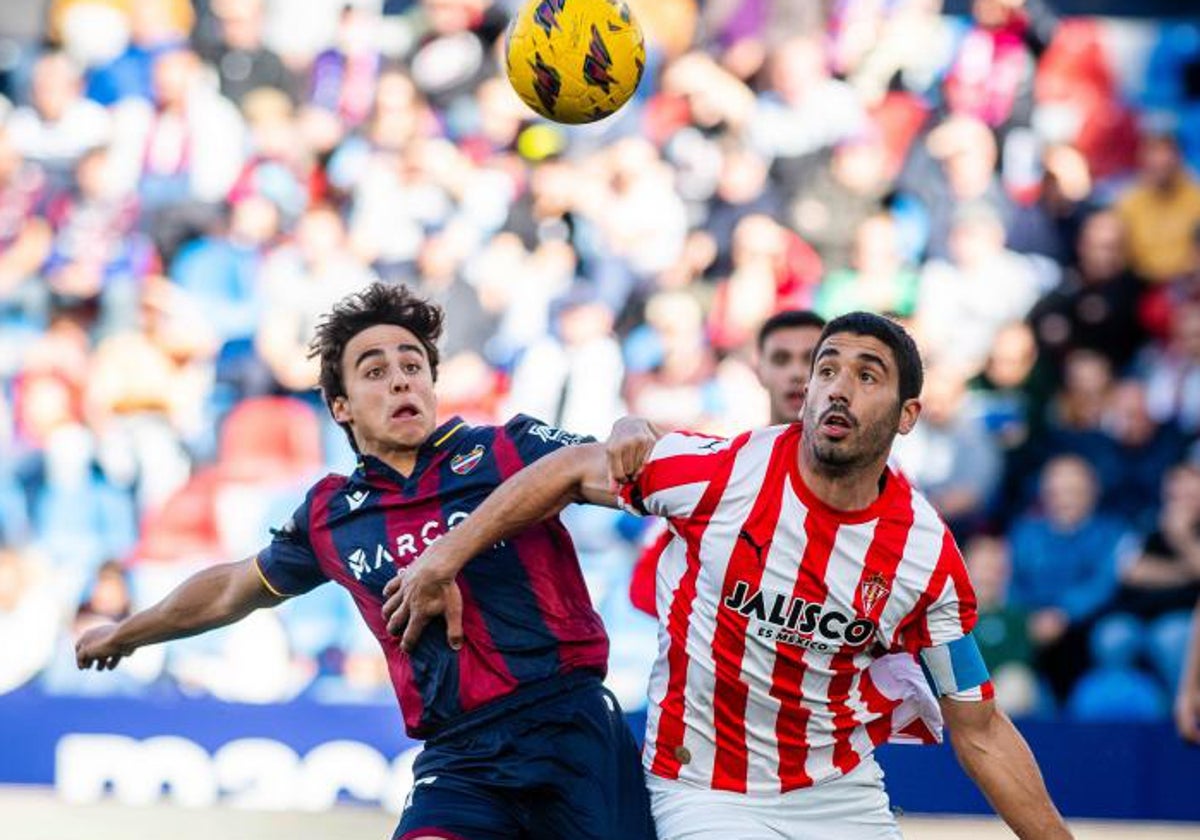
[797,447,887,512]
[359,442,421,478]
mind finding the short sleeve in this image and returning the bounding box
[616,431,737,519]
[255,495,328,598]
[900,529,978,649]
[503,414,596,465]
[900,530,990,701]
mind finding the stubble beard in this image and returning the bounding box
[803,405,900,479]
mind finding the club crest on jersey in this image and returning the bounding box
[450,444,486,475]
[723,581,876,650]
[860,572,890,615]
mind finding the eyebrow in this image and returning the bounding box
[352,343,426,370]
[816,346,890,371]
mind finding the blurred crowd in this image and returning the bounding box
[1,0,1200,722]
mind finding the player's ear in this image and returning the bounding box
[331,395,352,425]
[897,398,921,436]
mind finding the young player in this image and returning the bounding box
[386,312,1073,839]
[77,282,658,840]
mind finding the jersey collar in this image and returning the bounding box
[354,416,467,481]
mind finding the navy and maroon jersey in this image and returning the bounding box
[255,415,609,739]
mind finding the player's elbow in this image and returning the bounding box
[947,701,1007,764]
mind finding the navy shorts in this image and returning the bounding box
[394,676,656,840]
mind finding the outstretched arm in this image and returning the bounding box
[76,558,283,671]
[941,697,1073,839]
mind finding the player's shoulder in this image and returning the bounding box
[652,425,769,460]
[888,472,962,569]
[303,472,355,512]
[501,413,593,446]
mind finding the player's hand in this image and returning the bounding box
[76,623,133,671]
[382,554,464,654]
[606,415,661,485]
[1177,684,1200,745]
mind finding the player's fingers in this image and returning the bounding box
[381,584,407,624]
[388,597,411,637]
[400,610,429,653]
[382,569,405,598]
[606,445,624,486]
[445,583,464,651]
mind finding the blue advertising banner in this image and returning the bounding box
[2,688,1199,821]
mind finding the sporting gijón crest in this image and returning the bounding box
[529,52,562,115]
[859,571,891,615]
[583,24,618,93]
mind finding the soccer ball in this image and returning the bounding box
[505,0,646,125]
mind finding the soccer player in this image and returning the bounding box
[629,310,827,616]
[386,312,1073,839]
[76,283,658,840]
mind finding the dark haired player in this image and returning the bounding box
[77,282,658,840]
[388,312,1072,839]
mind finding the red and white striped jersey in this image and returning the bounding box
[617,424,979,794]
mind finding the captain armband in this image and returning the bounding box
[917,633,991,698]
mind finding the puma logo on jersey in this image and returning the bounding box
[738,529,771,562]
[723,580,876,648]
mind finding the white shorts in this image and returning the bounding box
[647,757,902,840]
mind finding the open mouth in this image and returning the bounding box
[819,410,854,439]
[391,405,420,420]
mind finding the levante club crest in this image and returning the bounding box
[450,445,486,475]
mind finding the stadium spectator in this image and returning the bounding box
[1140,299,1200,436]
[892,364,1001,538]
[1115,131,1200,284]
[752,35,867,164]
[505,287,625,440]
[784,129,892,274]
[899,115,1015,262]
[914,202,1041,372]
[0,126,51,326]
[1098,464,1200,691]
[1097,379,1188,528]
[815,211,920,319]
[6,50,110,183]
[195,0,296,107]
[1008,455,1132,702]
[1029,209,1145,376]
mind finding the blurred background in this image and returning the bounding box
[1,0,1200,832]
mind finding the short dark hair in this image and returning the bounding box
[757,310,827,351]
[309,282,444,434]
[815,312,924,402]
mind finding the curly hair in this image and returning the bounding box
[309,282,444,444]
